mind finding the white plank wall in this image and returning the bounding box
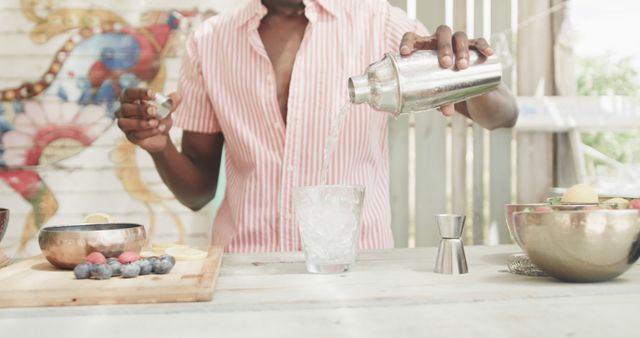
[451,0,468,223]
[472,0,487,244]
[387,0,516,246]
[414,0,448,247]
[489,0,514,243]
[515,0,557,204]
[387,0,410,247]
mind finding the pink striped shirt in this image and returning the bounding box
[174,0,428,252]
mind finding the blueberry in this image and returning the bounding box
[152,259,173,274]
[90,264,112,280]
[108,261,122,276]
[120,263,140,278]
[107,257,118,264]
[159,254,176,266]
[73,262,92,279]
[135,259,153,275]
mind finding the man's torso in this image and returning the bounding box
[175,0,420,252]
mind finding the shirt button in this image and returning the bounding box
[287,165,294,172]
[274,123,282,130]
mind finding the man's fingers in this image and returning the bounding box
[413,36,437,51]
[453,31,469,69]
[158,115,173,131]
[120,88,154,103]
[419,36,438,50]
[117,117,158,132]
[116,103,156,119]
[470,37,494,56]
[439,104,455,117]
[124,117,171,145]
[435,25,453,68]
[400,32,418,55]
[400,32,441,56]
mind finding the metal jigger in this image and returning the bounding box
[434,214,468,274]
[150,92,174,120]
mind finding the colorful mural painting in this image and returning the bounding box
[0,0,230,256]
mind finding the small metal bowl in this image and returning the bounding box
[38,223,146,269]
[0,208,8,245]
[513,209,640,282]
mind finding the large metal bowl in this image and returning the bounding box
[0,208,8,245]
[513,209,640,282]
[504,204,548,247]
[505,203,602,248]
[38,223,146,269]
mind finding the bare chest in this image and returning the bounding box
[258,15,308,123]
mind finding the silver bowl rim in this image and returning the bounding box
[504,203,621,207]
[506,203,635,210]
[505,203,549,207]
[39,223,144,233]
[0,208,8,242]
[513,208,640,216]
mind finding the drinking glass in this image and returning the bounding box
[294,185,365,273]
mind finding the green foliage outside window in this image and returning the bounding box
[577,56,640,165]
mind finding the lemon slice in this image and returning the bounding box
[165,246,208,260]
[83,212,113,224]
[151,243,187,254]
[602,197,630,209]
[139,250,156,258]
[152,242,187,250]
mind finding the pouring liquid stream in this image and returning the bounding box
[320,100,352,185]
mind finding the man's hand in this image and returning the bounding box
[399,25,494,117]
[115,89,181,153]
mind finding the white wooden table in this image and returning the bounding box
[0,245,638,338]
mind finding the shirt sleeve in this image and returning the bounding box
[385,3,430,53]
[173,32,221,134]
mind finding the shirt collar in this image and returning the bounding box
[313,0,338,17]
[237,0,337,27]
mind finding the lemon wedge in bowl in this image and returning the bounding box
[602,197,630,209]
[561,184,599,204]
[165,246,208,260]
[82,212,113,224]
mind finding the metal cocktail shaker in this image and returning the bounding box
[348,50,502,117]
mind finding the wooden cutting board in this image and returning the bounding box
[0,246,223,308]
